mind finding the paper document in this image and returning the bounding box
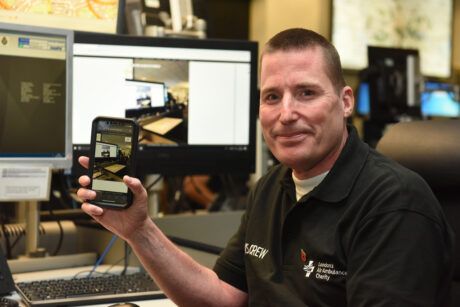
[0,165,51,201]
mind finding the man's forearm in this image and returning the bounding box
[126,218,247,307]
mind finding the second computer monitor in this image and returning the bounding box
[421,82,460,118]
[0,23,73,170]
[72,32,258,175]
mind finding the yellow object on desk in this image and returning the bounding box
[143,117,183,135]
[104,164,126,173]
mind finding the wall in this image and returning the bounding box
[250,0,460,83]
[248,0,460,142]
[453,0,460,72]
[249,0,331,67]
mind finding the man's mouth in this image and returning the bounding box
[276,131,309,143]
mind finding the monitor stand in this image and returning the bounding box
[145,174,163,217]
[24,200,43,257]
[8,200,98,274]
[0,165,97,273]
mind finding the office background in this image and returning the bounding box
[1,0,460,305]
[248,0,460,84]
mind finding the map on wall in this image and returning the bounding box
[332,0,453,78]
[0,0,120,33]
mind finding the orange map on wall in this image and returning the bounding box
[0,0,118,20]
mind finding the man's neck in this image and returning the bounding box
[293,125,349,180]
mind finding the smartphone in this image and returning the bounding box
[87,116,139,208]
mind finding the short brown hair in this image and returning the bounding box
[262,28,346,93]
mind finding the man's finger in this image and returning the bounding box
[77,188,96,201]
[124,176,147,200]
[78,175,91,187]
[81,203,104,216]
[78,156,90,169]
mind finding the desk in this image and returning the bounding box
[142,117,183,135]
[104,164,126,174]
[10,295,176,307]
[87,299,176,307]
[7,211,244,306]
[11,265,177,307]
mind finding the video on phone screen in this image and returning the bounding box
[92,121,133,201]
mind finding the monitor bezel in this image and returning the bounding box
[0,22,73,170]
[72,31,258,176]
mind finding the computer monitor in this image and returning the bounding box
[0,0,125,34]
[72,31,258,176]
[124,79,167,108]
[367,46,421,122]
[421,82,460,118]
[0,22,73,170]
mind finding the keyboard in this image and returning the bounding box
[15,272,165,307]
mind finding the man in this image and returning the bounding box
[78,28,454,306]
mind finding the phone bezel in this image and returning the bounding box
[87,116,139,208]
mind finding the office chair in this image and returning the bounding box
[376,119,460,306]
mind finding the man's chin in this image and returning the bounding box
[276,154,312,170]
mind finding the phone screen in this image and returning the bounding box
[89,117,138,208]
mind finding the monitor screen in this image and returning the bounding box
[356,82,370,116]
[421,82,460,118]
[0,0,125,34]
[125,79,167,108]
[72,32,258,175]
[357,80,460,119]
[0,23,73,169]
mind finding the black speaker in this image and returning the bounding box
[0,248,14,296]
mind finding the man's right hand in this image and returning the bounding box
[76,156,151,242]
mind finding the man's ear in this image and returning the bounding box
[340,86,354,118]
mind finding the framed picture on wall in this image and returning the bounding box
[331,0,453,78]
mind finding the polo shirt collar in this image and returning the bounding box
[279,125,369,204]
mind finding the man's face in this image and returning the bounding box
[259,47,354,179]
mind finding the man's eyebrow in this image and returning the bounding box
[260,86,278,95]
[260,82,322,95]
[294,82,322,90]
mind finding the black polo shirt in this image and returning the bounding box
[214,125,454,306]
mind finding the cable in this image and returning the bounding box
[121,241,131,275]
[169,175,192,213]
[102,255,128,275]
[46,203,64,256]
[86,234,118,278]
[10,229,25,250]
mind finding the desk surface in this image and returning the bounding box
[142,117,183,135]
[87,299,177,307]
[11,265,177,307]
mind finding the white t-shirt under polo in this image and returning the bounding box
[292,171,329,201]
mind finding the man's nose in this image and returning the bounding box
[279,94,299,123]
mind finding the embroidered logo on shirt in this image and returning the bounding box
[244,243,269,259]
[300,249,315,277]
[303,261,315,277]
[300,249,307,262]
[315,262,347,281]
[300,249,347,281]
